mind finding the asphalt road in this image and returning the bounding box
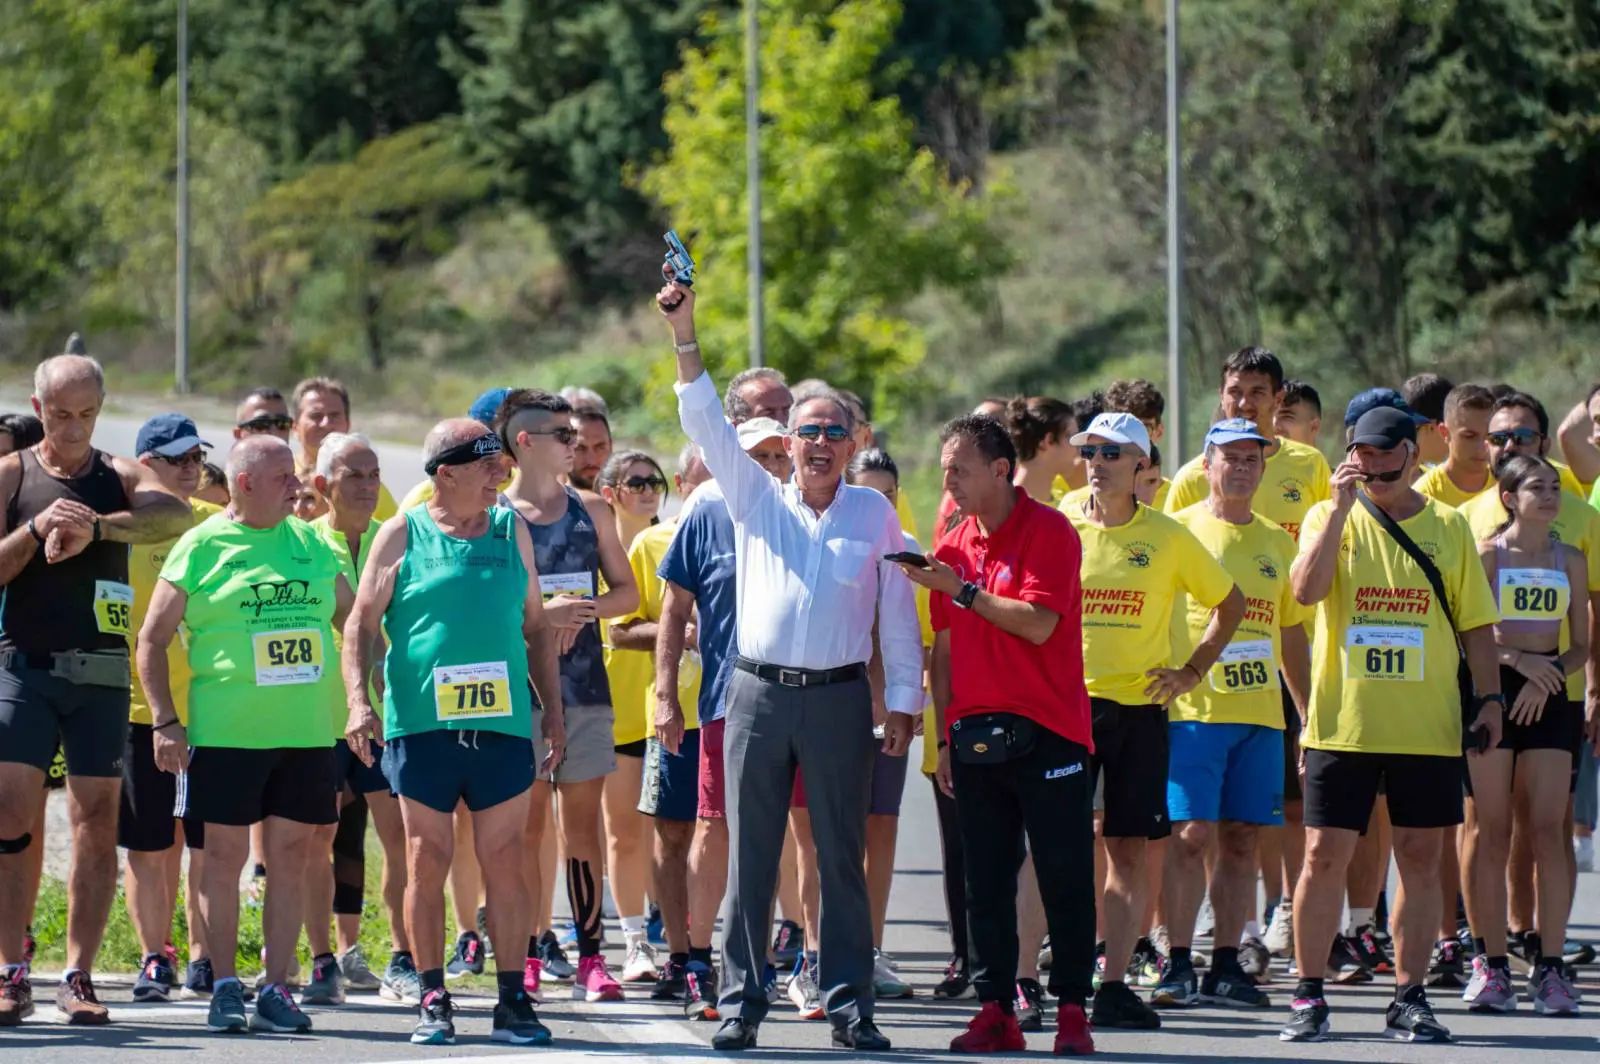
[17,749,1600,1062]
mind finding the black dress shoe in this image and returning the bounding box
[712,1017,759,1051]
[832,1018,891,1051]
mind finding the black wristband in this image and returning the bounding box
[153,719,183,732]
[92,517,102,543]
[937,740,949,751]
[25,517,43,544]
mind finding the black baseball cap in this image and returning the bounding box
[1347,406,1418,451]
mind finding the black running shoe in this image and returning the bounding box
[1200,968,1270,1008]
[1350,924,1393,973]
[653,958,688,1001]
[1427,939,1466,989]
[1090,981,1161,1030]
[1328,934,1373,984]
[411,988,455,1046]
[1015,977,1045,1031]
[1386,988,1451,1043]
[934,960,974,1000]
[1279,995,1330,1042]
[684,962,720,1022]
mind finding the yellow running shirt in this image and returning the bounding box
[128,499,223,726]
[1297,498,1498,757]
[1170,505,1310,728]
[1414,463,1492,510]
[1062,500,1236,705]
[606,520,703,745]
[1166,437,1330,541]
[1458,488,1600,702]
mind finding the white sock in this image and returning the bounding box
[1242,920,1263,942]
[1346,906,1374,935]
[620,915,646,936]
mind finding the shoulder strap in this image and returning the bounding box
[1356,493,1462,649]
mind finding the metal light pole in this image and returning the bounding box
[175,0,191,394]
[744,0,764,368]
[1165,0,1184,462]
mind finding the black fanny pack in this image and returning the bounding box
[948,712,1038,765]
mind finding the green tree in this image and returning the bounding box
[641,0,1010,425]
[451,0,719,298]
[0,0,163,310]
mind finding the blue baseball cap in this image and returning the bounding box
[136,413,211,458]
[1205,417,1271,448]
[1343,387,1426,428]
[468,387,512,428]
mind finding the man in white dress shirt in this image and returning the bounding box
[657,279,922,1053]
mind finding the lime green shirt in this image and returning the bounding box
[159,514,346,749]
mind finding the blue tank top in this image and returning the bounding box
[508,487,611,710]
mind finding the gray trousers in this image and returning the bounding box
[717,666,877,1026]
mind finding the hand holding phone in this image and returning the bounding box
[883,550,932,570]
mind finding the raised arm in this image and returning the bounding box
[105,454,193,543]
[1557,400,1600,488]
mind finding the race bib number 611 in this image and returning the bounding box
[1344,625,1424,683]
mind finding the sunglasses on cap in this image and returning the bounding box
[1079,444,1125,461]
[793,424,850,443]
[1487,428,1544,446]
[526,426,578,446]
[621,475,667,494]
[237,415,293,432]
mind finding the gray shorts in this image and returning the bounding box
[0,663,130,778]
[535,705,616,785]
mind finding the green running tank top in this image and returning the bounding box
[382,505,533,740]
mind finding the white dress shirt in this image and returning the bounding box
[676,371,924,714]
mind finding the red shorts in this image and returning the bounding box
[697,717,726,819]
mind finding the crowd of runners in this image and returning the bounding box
[0,280,1596,1054]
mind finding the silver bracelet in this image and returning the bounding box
[673,340,700,355]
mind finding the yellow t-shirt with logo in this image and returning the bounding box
[1062,500,1236,705]
[1414,463,1492,510]
[1166,437,1331,541]
[1169,506,1310,728]
[605,521,703,746]
[1297,498,1499,757]
[129,499,223,726]
[1458,488,1600,701]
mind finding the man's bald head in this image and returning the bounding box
[226,435,294,492]
[423,418,493,472]
[34,354,105,402]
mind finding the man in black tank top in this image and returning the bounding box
[0,353,191,1027]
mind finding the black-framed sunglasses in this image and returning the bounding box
[237,415,292,432]
[156,450,206,468]
[527,426,578,445]
[793,424,850,443]
[1487,428,1544,446]
[1079,444,1124,461]
[621,475,668,494]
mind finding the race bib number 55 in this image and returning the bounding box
[434,661,512,722]
[1345,625,1424,683]
[252,629,325,686]
[94,580,134,636]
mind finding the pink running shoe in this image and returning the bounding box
[1531,967,1580,1016]
[523,956,543,1001]
[571,955,624,1002]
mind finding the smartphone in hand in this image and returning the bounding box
[883,550,931,570]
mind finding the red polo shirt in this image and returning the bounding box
[931,489,1092,750]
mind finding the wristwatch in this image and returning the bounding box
[1476,693,1506,710]
[953,582,980,610]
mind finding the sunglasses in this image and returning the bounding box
[793,424,850,443]
[621,475,667,494]
[156,451,206,468]
[1079,444,1125,461]
[1487,428,1544,446]
[237,415,292,432]
[526,426,578,446]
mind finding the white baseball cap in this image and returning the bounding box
[736,417,789,451]
[1069,411,1151,455]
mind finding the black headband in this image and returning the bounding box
[425,433,503,475]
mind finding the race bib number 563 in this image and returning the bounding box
[1209,639,1277,694]
[252,629,324,686]
[1344,625,1424,683]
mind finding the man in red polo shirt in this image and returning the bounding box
[893,414,1095,1057]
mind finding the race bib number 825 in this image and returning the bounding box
[252,629,325,686]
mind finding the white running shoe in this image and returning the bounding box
[621,932,660,984]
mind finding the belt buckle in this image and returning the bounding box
[777,668,805,688]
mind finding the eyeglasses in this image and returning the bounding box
[1487,428,1544,446]
[621,475,667,494]
[237,415,292,432]
[793,424,850,443]
[156,451,206,468]
[526,427,578,446]
[1079,444,1125,461]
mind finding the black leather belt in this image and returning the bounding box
[735,658,866,689]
